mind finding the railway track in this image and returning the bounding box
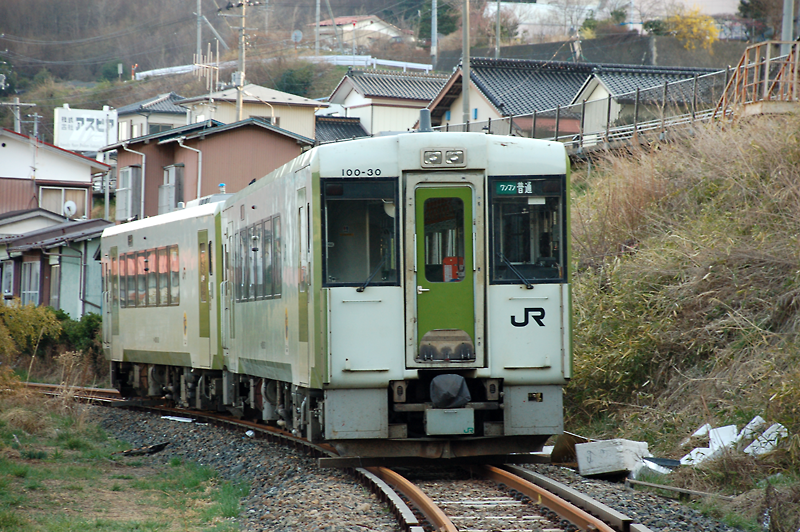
[28,383,654,532]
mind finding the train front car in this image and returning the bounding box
[316,132,571,458]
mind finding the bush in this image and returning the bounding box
[0,301,61,357]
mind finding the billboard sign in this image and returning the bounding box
[54,106,118,152]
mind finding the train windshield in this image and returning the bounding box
[322,179,399,287]
[489,177,565,284]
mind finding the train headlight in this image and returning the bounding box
[446,150,464,165]
[423,150,443,165]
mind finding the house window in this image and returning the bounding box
[1,260,13,298]
[40,187,88,218]
[21,261,41,306]
[50,264,61,309]
[132,124,140,138]
[116,166,142,221]
[158,165,184,214]
[148,124,172,135]
[118,121,129,141]
[445,110,450,121]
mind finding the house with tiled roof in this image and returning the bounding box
[426,58,595,137]
[315,116,369,143]
[0,128,110,220]
[177,84,328,140]
[328,68,449,134]
[117,92,188,142]
[571,64,722,133]
[100,118,314,221]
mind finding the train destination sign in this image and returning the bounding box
[494,179,561,197]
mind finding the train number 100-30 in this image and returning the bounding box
[342,168,381,177]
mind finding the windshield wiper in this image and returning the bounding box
[357,256,387,292]
[497,252,533,289]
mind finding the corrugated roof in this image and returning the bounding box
[469,58,596,115]
[7,219,112,252]
[315,116,369,143]
[346,69,449,101]
[117,92,187,116]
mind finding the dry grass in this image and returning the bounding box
[567,114,800,515]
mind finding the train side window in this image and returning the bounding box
[136,251,147,306]
[234,231,242,301]
[273,216,281,297]
[118,254,125,309]
[321,179,399,287]
[157,247,169,305]
[251,224,263,299]
[146,249,158,306]
[199,241,208,304]
[126,253,137,307]
[169,246,180,305]
[262,219,273,297]
[489,177,565,284]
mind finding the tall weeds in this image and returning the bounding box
[568,115,800,445]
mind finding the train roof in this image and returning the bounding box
[101,201,222,239]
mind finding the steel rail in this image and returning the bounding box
[471,464,617,532]
[365,466,458,532]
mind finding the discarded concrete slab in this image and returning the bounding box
[630,457,672,479]
[709,425,738,452]
[736,416,767,444]
[576,439,650,476]
[680,447,713,466]
[744,423,788,457]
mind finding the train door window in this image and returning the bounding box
[321,179,399,286]
[169,246,180,305]
[146,249,158,306]
[118,254,126,309]
[234,231,242,301]
[199,241,208,304]
[262,219,273,297]
[126,253,137,307]
[157,247,169,305]
[489,177,565,284]
[137,252,147,306]
[272,216,282,297]
[423,198,465,283]
[111,254,119,309]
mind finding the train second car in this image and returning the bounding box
[101,131,571,459]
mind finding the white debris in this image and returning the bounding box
[680,447,714,466]
[161,415,194,423]
[744,423,788,457]
[693,423,712,438]
[630,458,673,479]
[576,439,651,476]
[245,430,255,437]
[736,416,767,444]
[709,425,738,452]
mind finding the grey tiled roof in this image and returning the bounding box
[347,69,449,101]
[315,116,369,143]
[117,92,187,116]
[469,58,596,115]
[591,65,723,105]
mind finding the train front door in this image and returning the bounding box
[410,184,482,366]
[197,229,211,367]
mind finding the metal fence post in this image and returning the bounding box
[532,111,537,138]
[605,93,611,143]
[579,99,586,148]
[661,81,668,135]
[554,105,560,141]
[633,87,640,143]
[692,74,698,124]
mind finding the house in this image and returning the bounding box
[100,118,314,221]
[426,58,595,137]
[0,209,66,236]
[0,218,111,317]
[570,64,721,134]
[0,128,110,219]
[116,92,189,142]
[316,15,412,51]
[177,84,327,139]
[315,116,369,143]
[328,69,449,135]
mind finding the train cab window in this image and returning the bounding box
[321,179,399,287]
[169,246,180,305]
[489,177,565,284]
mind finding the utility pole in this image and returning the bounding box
[237,1,247,121]
[315,0,321,56]
[462,0,471,125]
[0,97,36,134]
[431,0,438,70]
[495,0,500,59]
[27,113,42,140]
[197,0,202,60]
[782,0,794,55]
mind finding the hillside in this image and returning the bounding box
[567,114,800,529]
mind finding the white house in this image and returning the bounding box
[316,15,413,51]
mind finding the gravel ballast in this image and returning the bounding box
[90,406,741,532]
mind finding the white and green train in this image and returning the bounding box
[101,130,571,459]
